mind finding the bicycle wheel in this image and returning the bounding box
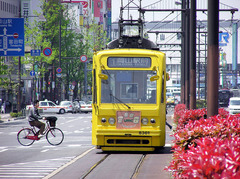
[46,128,64,145]
[17,128,35,146]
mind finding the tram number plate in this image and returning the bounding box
[139,131,150,135]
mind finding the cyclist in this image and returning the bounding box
[28,100,45,138]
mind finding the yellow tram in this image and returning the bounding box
[92,46,168,152]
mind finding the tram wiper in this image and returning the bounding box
[110,93,131,109]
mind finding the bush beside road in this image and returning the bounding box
[0,113,26,122]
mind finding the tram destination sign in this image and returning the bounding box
[108,57,151,68]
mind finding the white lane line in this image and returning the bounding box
[0,172,49,175]
[74,130,83,133]
[9,132,18,135]
[0,149,8,153]
[41,149,49,153]
[68,144,82,147]
[0,168,55,171]
[0,175,45,178]
[43,147,95,179]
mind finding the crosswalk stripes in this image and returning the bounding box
[0,156,75,178]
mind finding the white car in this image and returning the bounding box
[58,101,73,114]
[26,100,67,114]
[228,97,240,115]
[80,101,92,113]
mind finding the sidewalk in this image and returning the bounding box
[0,113,25,122]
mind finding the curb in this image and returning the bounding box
[0,116,26,123]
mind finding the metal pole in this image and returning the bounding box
[181,0,186,104]
[190,0,196,109]
[207,0,219,117]
[59,4,62,102]
[185,0,190,108]
[232,22,238,88]
[198,25,201,99]
[84,62,87,95]
[17,56,21,112]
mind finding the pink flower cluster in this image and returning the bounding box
[167,104,240,178]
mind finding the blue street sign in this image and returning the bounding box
[31,49,41,56]
[219,32,229,47]
[0,18,25,56]
[56,67,62,73]
[30,70,35,76]
[43,47,52,56]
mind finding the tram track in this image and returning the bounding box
[130,154,146,179]
[47,147,172,179]
[81,154,110,179]
[79,152,151,179]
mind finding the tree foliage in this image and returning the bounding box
[2,0,109,102]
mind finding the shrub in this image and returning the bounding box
[167,107,240,178]
[10,112,18,117]
[173,104,186,125]
[10,111,23,117]
[196,99,206,109]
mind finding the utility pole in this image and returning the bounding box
[59,2,62,103]
[17,56,21,112]
[185,0,190,108]
[181,0,186,104]
[190,0,196,109]
[207,0,219,117]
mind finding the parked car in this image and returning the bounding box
[58,101,73,114]
[72,101,81,113]
[80,101,92,113]
[26,100,66,114]
[167,97,175,106]
[228,97,240,115]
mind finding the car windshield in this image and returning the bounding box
[230,100,240,105]
[80,101,86,105]
[101,70,157,104]
[86,101,92,105]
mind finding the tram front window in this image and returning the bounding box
[101,70,157,104]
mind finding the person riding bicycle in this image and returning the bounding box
[28,100,45,138]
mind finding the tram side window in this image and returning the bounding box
[161,72,165,103]
[93,69,97,104]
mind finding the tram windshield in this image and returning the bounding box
[101,70,157,104]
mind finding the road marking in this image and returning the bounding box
[0,149,7,153]
[68,144,82,147]
[165,143,173,147]
[74,130,83,133]
[41,149,49,153]
[9,132,18,135]
[43,147,95,179]
[0,175,45,178]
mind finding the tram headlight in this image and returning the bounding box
[101,118,107,123]
[150,118,156,124]
[109,117,115,125]
[141,118,148,125]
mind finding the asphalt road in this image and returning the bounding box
[0,111,174,179]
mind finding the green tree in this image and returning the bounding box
[22,0,109,101]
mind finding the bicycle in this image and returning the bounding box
[17,117,64,146]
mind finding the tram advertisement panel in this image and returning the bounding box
[116,111,141,129]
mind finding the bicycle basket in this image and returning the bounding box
[46,116,57,127]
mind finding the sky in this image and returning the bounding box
[111,0,240,22]
[111,0,240,64]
